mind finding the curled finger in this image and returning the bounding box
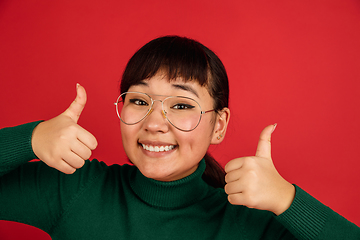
[225,158,244,173]
[224,181,244,195]
[227,193,246,206]
[71,140,92,160]
[225,168,243,183]
[77,127,98,150]
[62,151,86,169]
[55,160,77,174]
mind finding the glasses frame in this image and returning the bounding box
[114,91,215,132]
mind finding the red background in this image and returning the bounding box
[1,0,360,238]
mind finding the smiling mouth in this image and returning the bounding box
[141,144,177,152]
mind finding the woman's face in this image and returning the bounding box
[120,74,219,181]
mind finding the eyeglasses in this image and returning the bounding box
[114,92,215,132]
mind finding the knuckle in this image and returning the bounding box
[243,158,260,172]
[75,159,85,169]
[45,156,59,168]
[67,156,84,169]
[244,189,262,208]
[242,158,252,168]
[85,152,92,161]
[228,195,236,205]
[225,172,235,183]
[91,138,98,149]
[225,174,231,183]
[225,158,241,172]
[224,175,229,184]
[67,124,79,133]
[247,169,258,179]
[247,194,257,205]
[64,168,76,174]
[224,162,233,173]
[228,194,241,205]
[83,148,92,160]
[224,184,230,194]
[60,124,78,136]
[243,195,257,208]
[60,162,76,174]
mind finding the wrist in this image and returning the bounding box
[31,121,45,160]
[273,183,296,216]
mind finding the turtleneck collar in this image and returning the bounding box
[130,159,210,209]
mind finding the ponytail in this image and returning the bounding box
[202,153,226,188]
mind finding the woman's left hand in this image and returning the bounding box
[224,124,295,215]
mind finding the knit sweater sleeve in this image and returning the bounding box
[0,122,107,233]
[0,121,42,176]
[275,185,360,239]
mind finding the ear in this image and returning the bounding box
[211,107,230,144]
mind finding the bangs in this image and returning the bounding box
[120,36,210,93]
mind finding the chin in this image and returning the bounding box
[133,160,177,181]
[140,168,176,182]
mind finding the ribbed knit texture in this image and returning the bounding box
[130,159,209,209]
[277,186,360,239]
[1,122,359,239]
[0,121,41,176]
[276,186,328,240]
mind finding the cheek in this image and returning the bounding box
[177,119,214,153]
[120,124,139,153]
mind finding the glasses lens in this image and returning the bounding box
[117,92,152,125]
[163,96,202,131]
[115,93,203,131]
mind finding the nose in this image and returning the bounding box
[142,100,169,133]
[145,99,167,119]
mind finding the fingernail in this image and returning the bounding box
[272,123,277,133]
[76,83,80,89]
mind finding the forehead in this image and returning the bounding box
[128,75,211,100]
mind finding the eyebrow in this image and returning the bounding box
[171,84,199,98]
[132,81,199,98]
[133,81,148,87]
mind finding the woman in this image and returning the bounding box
[0,36,359,239]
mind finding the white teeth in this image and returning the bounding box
[141,144,175,152]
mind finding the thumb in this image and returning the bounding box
[63,83,87,123]
[255,123,277,159]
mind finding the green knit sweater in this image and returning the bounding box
[0,122,359,239]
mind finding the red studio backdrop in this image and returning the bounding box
[0,0,360,238]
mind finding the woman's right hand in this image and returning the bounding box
[31,84,98,174]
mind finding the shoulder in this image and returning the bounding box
[13,159,137,188]
[76,159,136,177]
[74,159,137,184]
[201,187,292,237]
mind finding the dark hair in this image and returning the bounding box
[120,36,229,188]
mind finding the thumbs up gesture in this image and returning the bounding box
[32,84,98,174]
[224,124,295,215]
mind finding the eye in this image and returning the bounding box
[171,103,195,110]
[129,98,148,106]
